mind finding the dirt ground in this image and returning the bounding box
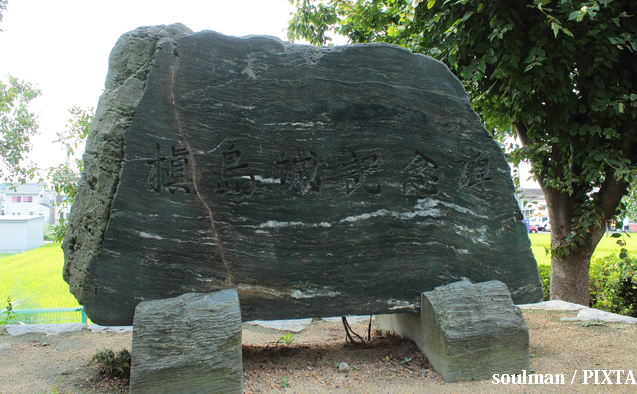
[0,310,636,393]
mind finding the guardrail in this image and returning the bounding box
[2,307,87,325]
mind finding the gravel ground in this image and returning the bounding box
[0,309,635,393]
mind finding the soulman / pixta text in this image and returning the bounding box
[492,370,636,385]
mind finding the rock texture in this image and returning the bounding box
[421,280,530,382]
[377,279,530,382]
[130,290,242,394]
[62,24,194,313]
[63,24,543,326]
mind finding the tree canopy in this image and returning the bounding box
[621,183,637,221]
[0,75,41,182]
[0,0,7,32]
[289,0,637,304]
[48,106,93,242]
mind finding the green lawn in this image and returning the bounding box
[0,243,80,310]
[529,232,637,266]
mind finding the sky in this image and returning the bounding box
[0,0,344,172]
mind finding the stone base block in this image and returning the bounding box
[377,279,529,382]
[130,289,242,394]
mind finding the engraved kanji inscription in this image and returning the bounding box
[216,144,256,196]
[276,148,322,195]
[341,150,381,195]
[457,152,493,192]
[402,149,439,197]
[145,143,193,194]
[496,212,524,236]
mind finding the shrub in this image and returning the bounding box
[537,264,551,301]
[43,225,56,242]
[89,349,131,381]
[538,256,637,317]
[589,255,637,317]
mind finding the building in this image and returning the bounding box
[516,187,548,220]
[0,215,44,254]
[2,183,54,224]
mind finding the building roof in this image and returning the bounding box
[518,187,544,199]
[0,215,45,222]
[3,182,46,195]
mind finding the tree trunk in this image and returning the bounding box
[550,248,592,306]
[514,119,634,306]
[544,188,606,306]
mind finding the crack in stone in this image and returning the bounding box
[170,68,233,286]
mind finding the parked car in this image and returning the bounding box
[531,216,550,231]
[529,225,538,233]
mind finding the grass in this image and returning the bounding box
[529,232,637,266]
[0,243,80,310]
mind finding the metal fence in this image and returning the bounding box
[5,307,87,325]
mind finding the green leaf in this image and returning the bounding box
[562,27,574,38]
[426,0,436,9]
[551,22,560,38]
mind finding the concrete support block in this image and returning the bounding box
[377,279,529,382]
[130,289,242,394]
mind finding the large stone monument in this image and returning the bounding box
[63,23,542,327]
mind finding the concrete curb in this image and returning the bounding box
[518,300,637,324]
[4,323,133,336]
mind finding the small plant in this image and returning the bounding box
[0,296,18,326]
[89,349,131,380]
[402,357,412,363]
[276,333,295,346]
[43,376,62,394]
[277,376,290,388]
[381,355,392,362]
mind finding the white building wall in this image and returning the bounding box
[26,216,45,250]
[0,216,44,254]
